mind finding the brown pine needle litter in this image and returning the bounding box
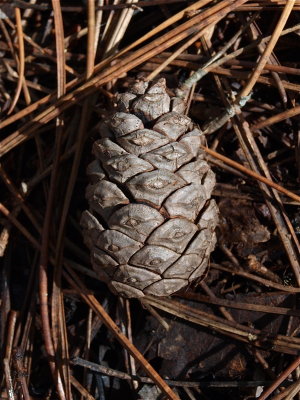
[1,1,300,399]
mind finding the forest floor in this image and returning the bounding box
[1,1,300,399]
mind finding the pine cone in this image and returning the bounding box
[81,78,218,298]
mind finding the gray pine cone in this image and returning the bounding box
[81,78,218,298]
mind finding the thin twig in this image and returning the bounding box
[258,356,300,400]
[3,359,15,400]
[38,0,67,398]
[7,8,25,115]
[239,0,296,98]
[202,146,300,203]
[211,263,300,293]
